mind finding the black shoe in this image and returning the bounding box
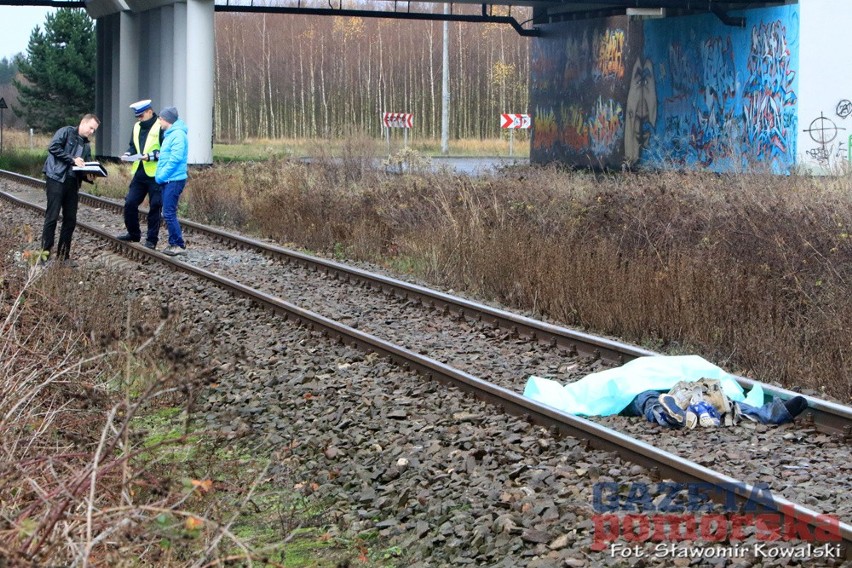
[117,233,140,242]
[783,396,808,417]
[143,240,157,250]
[658,394,686,427]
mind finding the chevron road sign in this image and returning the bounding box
[383,112,413,128]
[500,113,531,129]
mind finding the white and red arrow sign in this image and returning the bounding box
[500,113,531,129]
[383,112,413,129]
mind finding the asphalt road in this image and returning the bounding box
[428,156,529,175]
[299,155,529,175]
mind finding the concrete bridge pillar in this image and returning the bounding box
[88,0,214,164]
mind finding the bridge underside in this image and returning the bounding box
[8,1,792,33]
[3,0,796,167]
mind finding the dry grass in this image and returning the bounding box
[214,135,528,161]
[0,246,215,565]
[0,129,50,153]
[185,163,852,401]
[0,229,366,566]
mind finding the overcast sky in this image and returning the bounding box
[0,7,55,61]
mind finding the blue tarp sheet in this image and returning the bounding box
[523,355,764,416]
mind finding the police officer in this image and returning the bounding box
[116,99,164,249]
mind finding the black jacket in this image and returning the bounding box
[43,125,92,185]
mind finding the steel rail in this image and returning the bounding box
[2,170,850,437]
[2,185,850,559]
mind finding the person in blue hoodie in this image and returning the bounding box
[155,106,188,256]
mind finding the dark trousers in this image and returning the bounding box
[41,176,80,259]
[124,174,162,244]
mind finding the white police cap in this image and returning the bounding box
[129,99,152,116]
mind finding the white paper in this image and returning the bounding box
[121,153,144,162]
[72,162,108,177]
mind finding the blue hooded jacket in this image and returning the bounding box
[155,118,188,184]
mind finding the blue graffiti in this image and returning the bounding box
[667,43,700,98]
[691,36,739,166]
[742,20,797,169]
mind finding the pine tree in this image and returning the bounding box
[13,9,95,133]
[0,57,17,85]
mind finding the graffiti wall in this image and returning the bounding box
[797,0,852,172]
[530,5,800,172]
[530,17,640,168]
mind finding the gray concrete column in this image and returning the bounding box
[89,0,214,164]
[94,11,139,157]
[185,0,214,164]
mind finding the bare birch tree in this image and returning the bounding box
[213,10,530,141]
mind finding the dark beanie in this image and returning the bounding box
[159,106,179,124]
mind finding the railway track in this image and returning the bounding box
[2,170,851,561]
[4,169,849,437]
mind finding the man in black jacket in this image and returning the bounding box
[41,113,100,262]
[116,99,164,248]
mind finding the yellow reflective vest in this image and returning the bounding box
[131,120,162,177]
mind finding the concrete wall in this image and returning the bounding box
[530,4,802,173]
[797,0,852,172]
